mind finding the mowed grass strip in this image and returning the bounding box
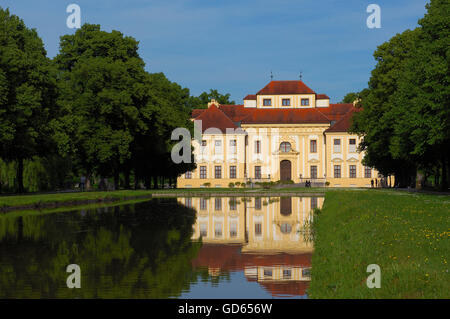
[0,190,154,209]
[309,190,450,298]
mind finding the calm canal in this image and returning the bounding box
[0,196,323,298]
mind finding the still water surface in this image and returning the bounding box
[0,196,323,298]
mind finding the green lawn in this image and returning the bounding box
[309,189,450,298]
[0,190,154,209]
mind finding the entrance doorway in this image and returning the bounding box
[280,160,292,181]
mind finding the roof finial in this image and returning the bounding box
[270,71,273,81]
[299,70,303,81]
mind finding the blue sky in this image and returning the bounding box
[1,0,428,103]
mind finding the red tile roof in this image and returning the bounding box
[217,104,251,122]
[259,281,310,297]
[316,94,329,99]
[317,103,353,121]
[257,81,315,95]
[191,109,205,118]
[191,244,311,297]
[325,107,358,132]
[190,103,356,131]
[194,104,238,133]
[240,108,330,124]
[244,94,256,100]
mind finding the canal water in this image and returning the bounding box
[0,196,323,298]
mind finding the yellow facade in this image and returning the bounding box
[325,132,376,187]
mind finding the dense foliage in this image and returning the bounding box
[0,8,57,192]
[0,9,234,193]
[351,0,450,189]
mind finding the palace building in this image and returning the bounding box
[177,80,378,188]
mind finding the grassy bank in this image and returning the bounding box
[0,190,155,211]
[309,189,450,298]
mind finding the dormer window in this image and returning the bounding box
[282,98,291,106]
[301,98,310,106]
[263,98,272,106]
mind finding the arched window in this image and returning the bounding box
[280,142,291,153]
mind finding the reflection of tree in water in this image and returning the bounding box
[0,199,205,298]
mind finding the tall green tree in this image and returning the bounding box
[351,0,450,189]
[391,0,450,190]
[340,92,359,104]
[351,29,421,187]
[187,89,235,109]
[0,8,57,192]
[52,24,151,188]
[52,24,195,189]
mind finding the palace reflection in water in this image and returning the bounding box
[179,196,324,297]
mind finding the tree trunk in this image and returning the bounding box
[441,154,448,191]
[113,170,119,191]
[124,168,131,189]
[16,158,24,193]
[435,166,440,189]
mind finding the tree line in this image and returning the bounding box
[0,8,233,193]
[347,0,449,190]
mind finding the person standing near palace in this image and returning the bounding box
[80,175,86,192]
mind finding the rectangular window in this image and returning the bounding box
[301,98,310,106]
[230,221,237,237]
[185,197,192,208]
[255,140,261,154]
[310,140,317,153]
[229,199,237,210]
[185,171,192,179]
[229,166,236,179]
[302,268,311,278]
[334,165,341,178]
[200,166,207,179]
[200,223,207,237]
[364,166,372,178]
[311,197,318,210]
[263,98,272,106]
[255,223,262,236]
[349,165,357,178]
[349,138,356,153]
[255,197,262,210]
[254,166,261,179]
[283,269,292,279]
[215,198,222,210]
[229,139,237,154]
[201,140,207,153]
[282,98,291,106]
[264,268,272,277]
[310,166,317,179]
[215,140,222,154]
[215,166,222,179]
[215,222,222,237]
[200,198,207,210]
[333,139,341,153]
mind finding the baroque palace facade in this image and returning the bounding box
[177,80,378,188]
